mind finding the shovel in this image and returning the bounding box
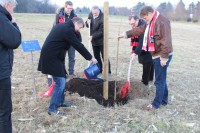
[119,55,135,99]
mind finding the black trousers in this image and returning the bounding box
[0,77,12,133]
[142,62,154,85]
[92,45,111,74]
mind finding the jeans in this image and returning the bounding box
[48,76,66,112]
[152,55,172,108]
[68,45,75,75]
[92,45,111,73]
[0,78,12,133]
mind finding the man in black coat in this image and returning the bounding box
[86,6,111,75]
[43,1,80,96]
[38,17,97,116]
[0,0,21,132]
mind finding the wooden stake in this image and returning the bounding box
[103,2,109,100]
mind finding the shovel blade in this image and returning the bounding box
[119,82,130,99]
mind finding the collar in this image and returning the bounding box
[0,5,12,21]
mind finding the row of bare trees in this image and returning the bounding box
[15,0,56,13]
[15,0,200,22]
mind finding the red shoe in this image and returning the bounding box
[143,104,157,111]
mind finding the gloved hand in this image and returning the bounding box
[90,57,98,64]
[131,53,137,60]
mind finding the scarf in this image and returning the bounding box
[142,11,160,51]
[130,25,139,47]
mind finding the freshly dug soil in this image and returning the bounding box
[66,78,150,107]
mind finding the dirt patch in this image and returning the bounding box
[66,78,150,107]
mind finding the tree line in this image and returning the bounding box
[15,0,56,13]
[15,0,200,22]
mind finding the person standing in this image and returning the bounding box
[38,17,97,116]
[86,6,111,75]
[128,15,154,86]
[118,6,173,110]
[0,0,21,132]
[55,1,81,78]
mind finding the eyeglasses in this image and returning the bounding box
[66,7,73,10]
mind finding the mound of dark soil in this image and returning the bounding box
[66,78,128,107]
[66,78,150,107]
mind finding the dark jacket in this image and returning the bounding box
[126,14,173,61]
[55,8,82,42]
[38,20,92,77]
[132,19,152,64]
[0,5,21,80]
[86,10,103,46]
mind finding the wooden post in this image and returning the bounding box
[103,2,109,100]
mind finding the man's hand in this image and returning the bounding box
[90,57,98,64]
[131,53,137,60]
[160,58,168,67]
[117,33,125,41]
[87,19,91,25]
[160,60,167,67]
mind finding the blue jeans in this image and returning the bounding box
[152,55,172,108]
[48,76,66,112]
[68,45,75,75]
[0,78,12,133]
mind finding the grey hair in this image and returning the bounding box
[0,0,17,6]
[71,17,85,28]
[92,6,99,10]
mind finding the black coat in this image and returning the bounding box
[38,20,92,77]
[0,5,21,80]
[86,10,103,46]
[133,19,153,64]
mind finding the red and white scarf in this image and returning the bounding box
[142,11,160,51]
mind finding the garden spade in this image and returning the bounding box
[119,55,135,99]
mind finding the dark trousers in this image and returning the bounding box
[142,62,154,85]
[0,77,12,133]
[92,45,111,74]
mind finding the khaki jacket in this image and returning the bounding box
[126,14,173,61]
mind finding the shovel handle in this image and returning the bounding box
[127,55,135,82]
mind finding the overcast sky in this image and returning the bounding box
[51,0,199,8]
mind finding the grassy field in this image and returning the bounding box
[10,13,200,132]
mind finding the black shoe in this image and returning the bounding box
[48,111,67,116]
[161,102,167,106]
[141,80,148,86]
[59,101,74,107]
